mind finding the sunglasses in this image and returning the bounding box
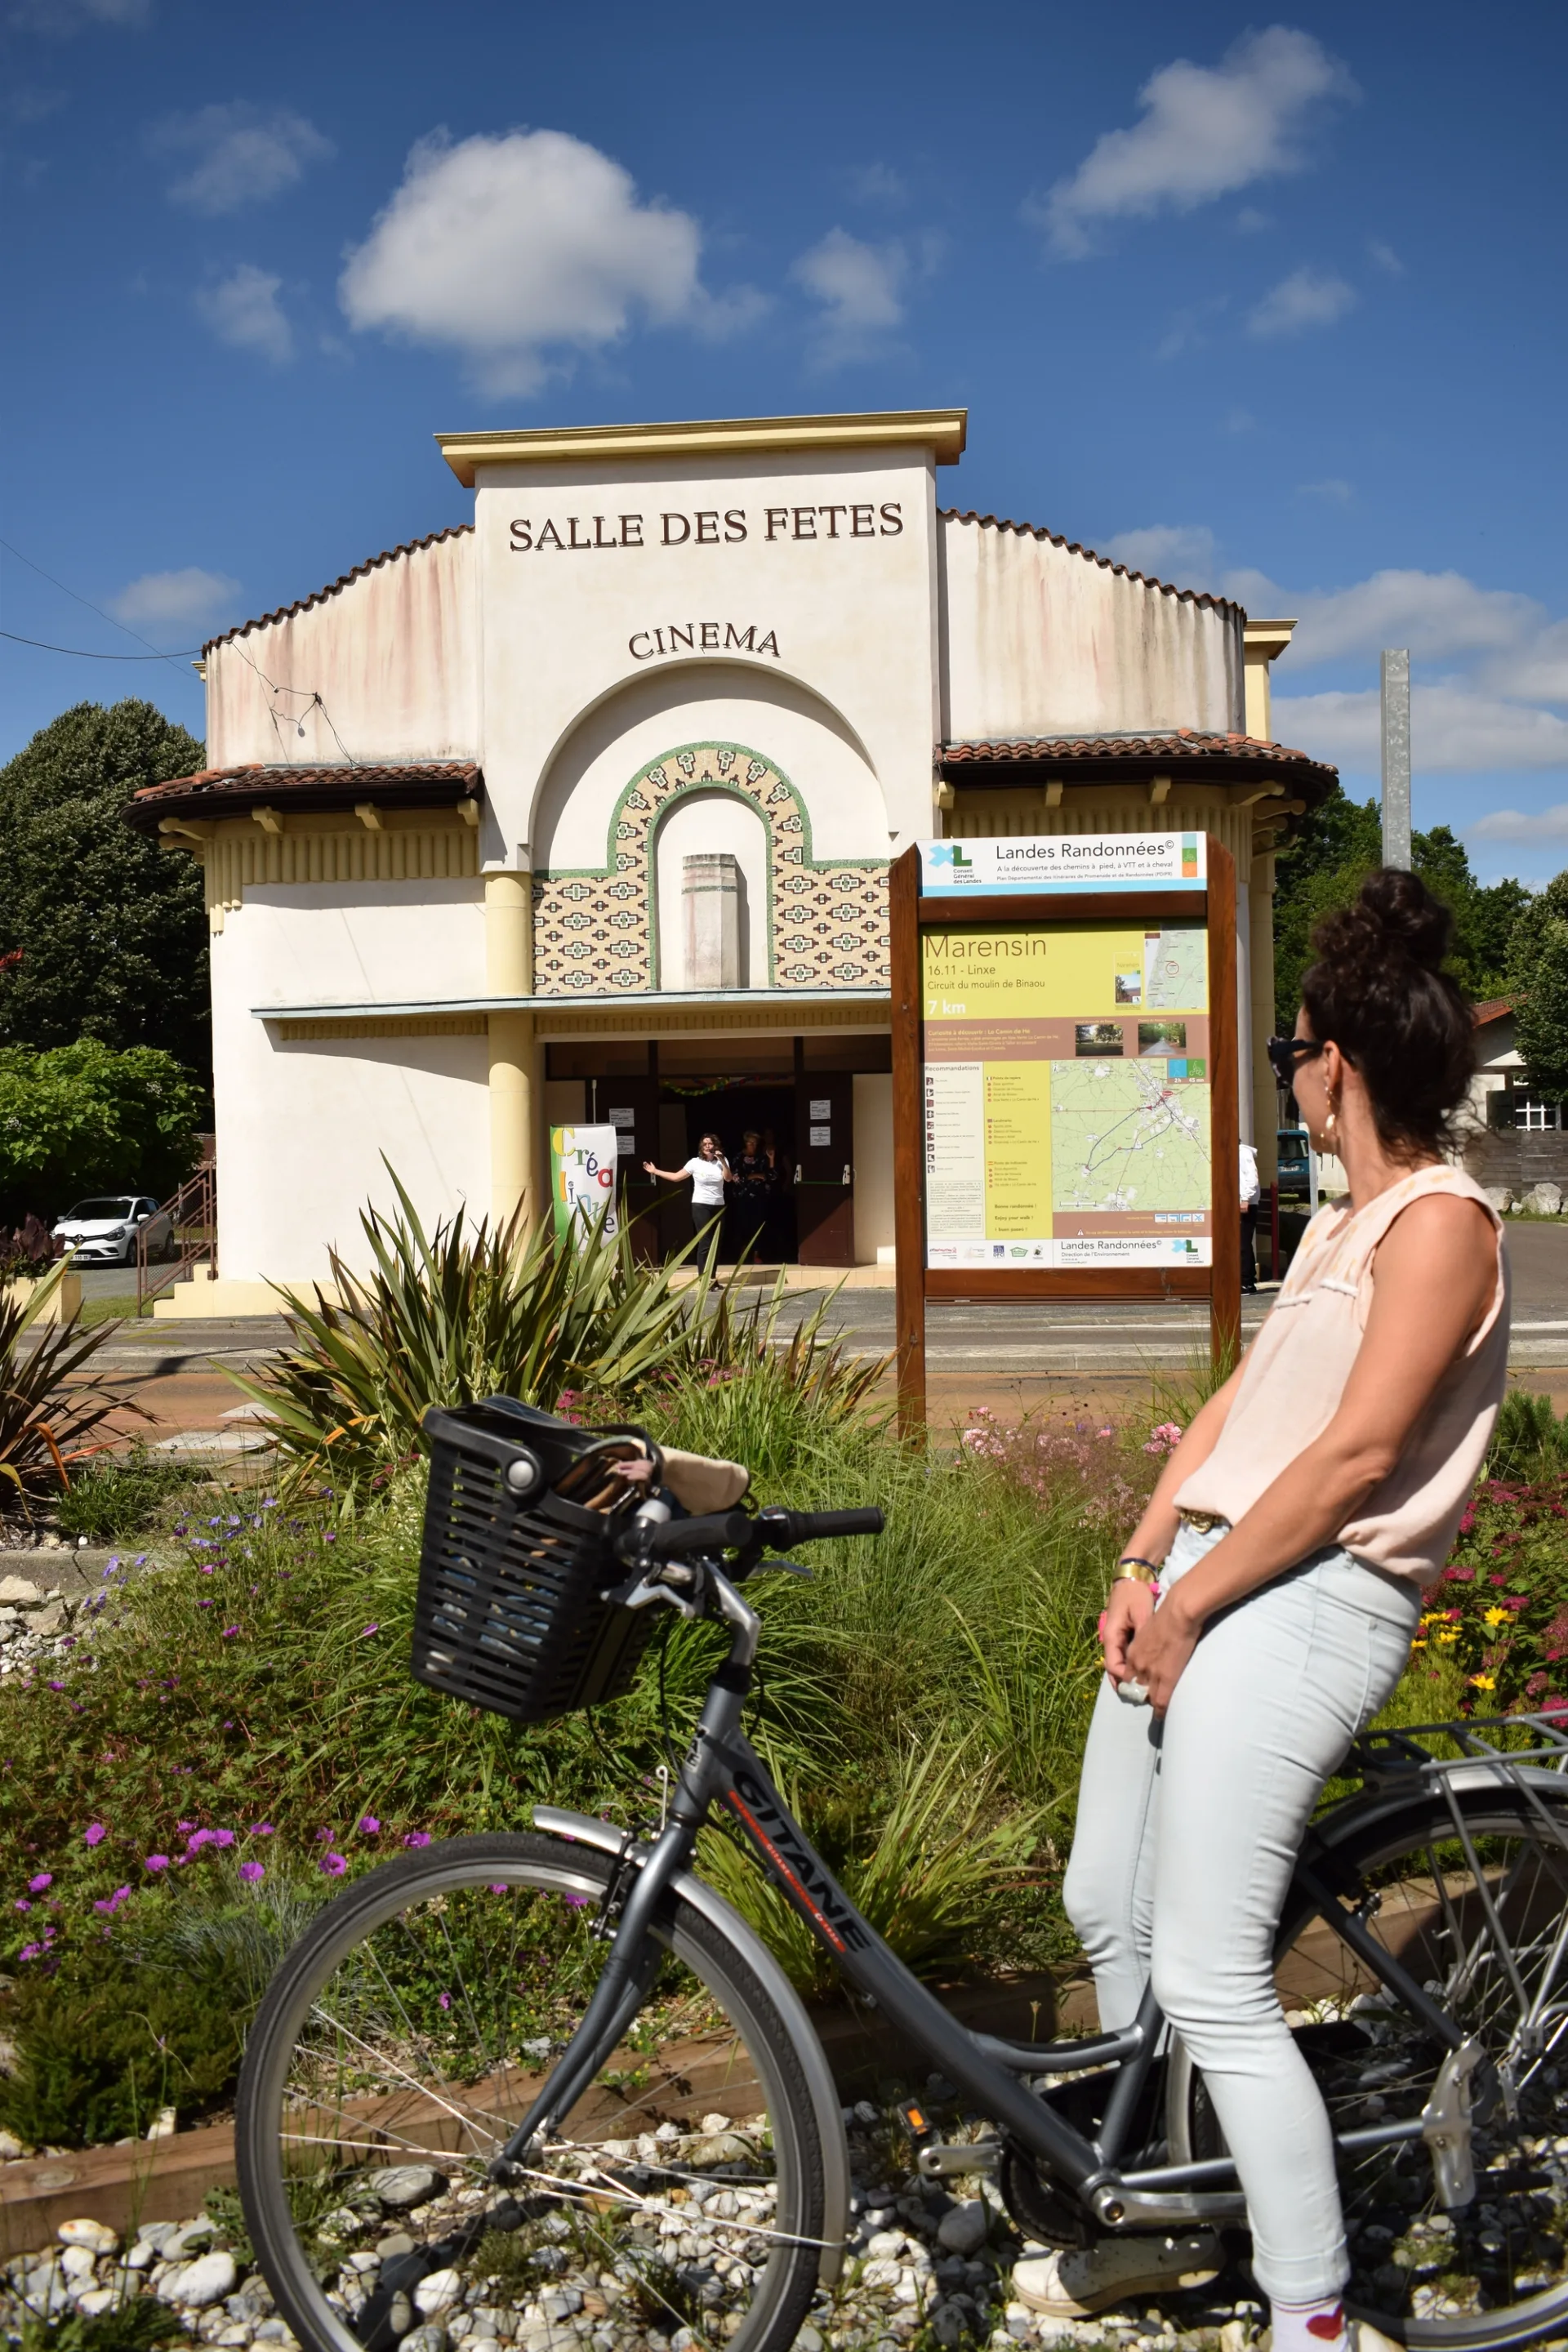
[1266,1035,1325,1086]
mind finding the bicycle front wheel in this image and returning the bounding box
[236,1833,827,2352]
[1169,1785,1568,2350]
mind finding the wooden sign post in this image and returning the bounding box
[890,835,1240,1433]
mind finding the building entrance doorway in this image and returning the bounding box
[662,1082,797,1263]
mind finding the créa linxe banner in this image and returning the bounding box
[550,1125,620,1247]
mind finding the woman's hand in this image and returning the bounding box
[1125,1591,1201,1717]
[1101,1579,1155,1682]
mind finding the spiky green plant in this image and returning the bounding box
[229,1169,721,1490]
[0,1256,130,1507]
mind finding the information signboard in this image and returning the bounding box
[890,836,1239,1430]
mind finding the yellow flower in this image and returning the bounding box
[1469,1674,1496,1690]
[1437,1630,1459,1645]
[1483,1607,1511,1628]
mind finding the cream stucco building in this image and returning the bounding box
[130,409,1334,1312]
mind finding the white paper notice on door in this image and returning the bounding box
[808,1098,831,1120]
[809,1125,831,1147]
[924,1060,986,1251]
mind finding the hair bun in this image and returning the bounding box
[1347,868,1452,973]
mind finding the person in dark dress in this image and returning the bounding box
[732,1129,772,1262]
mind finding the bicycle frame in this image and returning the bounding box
[494,1557,1520,2234]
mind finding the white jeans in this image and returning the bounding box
[1062,1520,1421,2303]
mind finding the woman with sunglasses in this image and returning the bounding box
[1015,870,1508,2352]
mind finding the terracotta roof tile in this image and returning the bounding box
[1472,997,1512,1026]
[127,760,481,831]
[942,731,1325,766]
[939,509,1244,617]
[202,524,474,653]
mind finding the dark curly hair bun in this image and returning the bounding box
[1299,868,1473,1154]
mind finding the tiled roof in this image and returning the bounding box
[939,509,1244,617]
[1472,998,1512,1027]
[202,524,474,653]
[127,760,480,831]
[942,731,1329,767]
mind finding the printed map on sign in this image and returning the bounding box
[1051,1060,1210,1215]
[921,915,1211,1269]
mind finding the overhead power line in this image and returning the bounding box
[0,626,199,659]
[0,535,203,675]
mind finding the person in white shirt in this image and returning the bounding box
[1240,1139,1262,1292]
[643,1132,732,1251]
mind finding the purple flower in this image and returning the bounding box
[212,1829,235,1847]
[359,1623,380,1637]
[438,1991,452,2011]
[239,1860,265,1883]
[221,1625,240,1639]
[93,1886,131,1916]
[144,1855,170,1873]
[47,1680,64,1691]
[186,1829,213,1851]
[357,1815,380,1836]
[403,1831,430,1849]
[564,1893,589,1909]
[28,1873,51,1893]
[490,1882,509,1895]
[176,1820,195,1833]
[250,1823,274,1837]
[314,1828,332,1842]
[18,1941,41,1962]
[83,1822,105,1847]
[318,1853,348,1877]
[14,1900,30,1913]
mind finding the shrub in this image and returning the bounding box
[0,1258,129,1508]
[0,1040,205,1227]
[1487,1388,1568,1483]
[1419,1472,1568,1713]
[0,1936,249,2148]
[54,1442,203,1543]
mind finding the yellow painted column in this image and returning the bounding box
[486,871,535,1232]
[1250,845,1279,1184]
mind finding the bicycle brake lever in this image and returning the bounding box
[756,1557,813,1579]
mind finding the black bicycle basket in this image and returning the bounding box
[412,1395,662,1724]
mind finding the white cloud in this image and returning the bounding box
[1027,27,1356,259]
[1102,524,1217,589]
[1468,804,1568,843]
[10,0,148,31]
[1276,685,1568,773]
[1232,567,1545,670]
[1235,206,1272,234]
[1247,265,1356,337]
[849,162,908,207]
[109,567,241,635]
[791,228,911,367]
[1368,238,1405,275]
[152,102,332,214]
[339,127,757,396]
[1297,478,1353,504]
[195,263,292,363]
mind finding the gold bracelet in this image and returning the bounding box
[1111,1557,1161,1587]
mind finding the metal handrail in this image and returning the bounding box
[135,1164,216,1316]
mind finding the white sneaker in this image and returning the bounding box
[1011,2233,1224,2318]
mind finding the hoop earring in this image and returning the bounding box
[1324,1095,1339,1144]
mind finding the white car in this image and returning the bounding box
[51,1195,174,1266]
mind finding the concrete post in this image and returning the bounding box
[485,871,535,1232]
[1250,848,1280,1184]
[1381,650,1412,870]
[683,853,742,989]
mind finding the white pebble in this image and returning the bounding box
[414,2268,465,2317]
[58,2218,119,2255]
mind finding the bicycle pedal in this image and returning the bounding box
[898,2098,936,2149]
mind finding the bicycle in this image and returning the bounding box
[237,1399,1568,2352]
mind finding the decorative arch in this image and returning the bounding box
[531,740,889,996]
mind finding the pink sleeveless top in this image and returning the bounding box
[1174,1164,1509,1584]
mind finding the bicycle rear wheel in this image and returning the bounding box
[1169,1785,1568,2349]
[236,1833,826,2352]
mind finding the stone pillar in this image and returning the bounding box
[683,853,742,990]
[486,871,535,1232]
[1250,847,1279,1185]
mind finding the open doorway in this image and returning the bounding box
[658,1081,797,1261]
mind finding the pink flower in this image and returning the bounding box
[359,1624,380,1638]
[239,1860,265,1883]
[144,1855,170,1873]
[27,1873,51,1892]
[250,1823,274,1837]
[210,1829,234,1847]
[83,1822,105,1847]
[357,1816,380,1836]
[221,1625,240,1638]
[14,1900,30,1913]
[439,1992,452,2011]
[403,1831,430,1848]
[18,1941,41,1962]
[318,1853,348,1877]
[94,1886,131,1916]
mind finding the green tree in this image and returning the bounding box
[0,1040,206,1224]
[1512,920,1568,1107]
[1272,783,1532,1024]
[0,701,208,1076]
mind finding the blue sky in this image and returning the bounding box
[3,0,1566,881]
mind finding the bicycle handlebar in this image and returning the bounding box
[613,1503,884,1565]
